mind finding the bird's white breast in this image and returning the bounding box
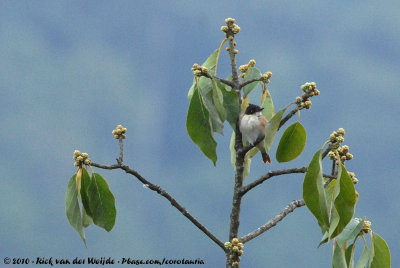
[239,114,263,145]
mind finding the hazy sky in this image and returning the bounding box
[1,1,399,267]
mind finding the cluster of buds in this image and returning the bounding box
[239,59,256,73]
[296,82,319,109]
[221,18,240,36]
[355,218,372,234]
[73,150,91,166]
[348,171,358,184]
[224,238,244,266]
[112,125,127,139]
[191,63,209,77]
[338,145,354,162]
[261,71,272,84]
[327,128,345,152]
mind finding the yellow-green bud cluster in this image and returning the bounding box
[348,171,358,184]
[239,59,256,73]
[225,238,244,266]
[73,150,91,166]
[191,63,209,77]
[296,82,319,110]
[261,71,272,84]
[112,125,127,139]
[355,218,372,234]
[328,128,349,164]
[337,144,354,162]
[221,18,240,38]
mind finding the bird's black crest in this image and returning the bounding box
[244,104,264,115]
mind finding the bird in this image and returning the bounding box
[239,103,271,163]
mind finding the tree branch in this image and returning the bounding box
[278,105,300,130]
[240,167,307,196]
[240,77,263,88]
[91,139,226,252]
[240,167,337,196]
[239,199,305,243]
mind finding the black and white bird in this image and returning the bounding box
[239,104,271,164]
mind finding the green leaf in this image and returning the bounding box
[333,239,348,268]
[276,122,307,162]
[211,79,226,123]
[264,108,286,152]
[200,86,225,135]
[355,243,370,268]
[87,173,116,232]
[369,232,391,268]
[188,49,220,100]
[243,67,261,97]
[187,86,218,165]
[220,81,239,130]
[336,219,364,246]
[345,243,356,268]
[303,149,330,234]
[82,206,93,228]
[261,88,274,121]
[65,175,86,245]
[80,168,92,218]
[330,164,357,238]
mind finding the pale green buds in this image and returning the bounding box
[191,63,209,77]
[337,128,345,136]
[232,246,239,252]
[73,150,91,167]
[112,125,127,139]
[248,59,256,67]
[221,26,229,33]
[224,242,232,249]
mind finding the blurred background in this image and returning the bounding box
[1,1,399,267]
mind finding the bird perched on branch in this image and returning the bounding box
[239,104,271,163]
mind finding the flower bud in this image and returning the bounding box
[337,128,345,136]
[232,238,239,245]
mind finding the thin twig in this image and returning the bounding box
[90,137,226,252]
[239,199,305,243]
[278,106,300,130]
[240,77,263,88]
[240,167,307,196]
[240,167,337,196]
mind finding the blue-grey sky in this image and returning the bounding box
[1,1,399,267]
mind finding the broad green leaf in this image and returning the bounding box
[243,67,261,97]
[336,219,364,246]
[369,232,391,268]
[188,49,220,100]
[220,81,239,130]
[88,173,116,232]
[276,122,307,162]
[80,168,92,218]
[330,164,357,238]
[186,86,217,165]
[333,239,348,268]
[261,87,274,121]
[264,108,286,152]
[82,206,93,228]
[303,149,330,233]
[345,243,356,268]
[355,243,370,268]
[65,175,86,245]
[211,79,226,123]
[200,86,225,135]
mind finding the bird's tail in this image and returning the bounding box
[257,143,271,164]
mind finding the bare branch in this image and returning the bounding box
[91,139,226,251]
[239,199,305,243]
[202,72,235,88]
[240,167,337,196]
[278,106,300,130]
[240,167,307,196]
[240,77,263,88]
